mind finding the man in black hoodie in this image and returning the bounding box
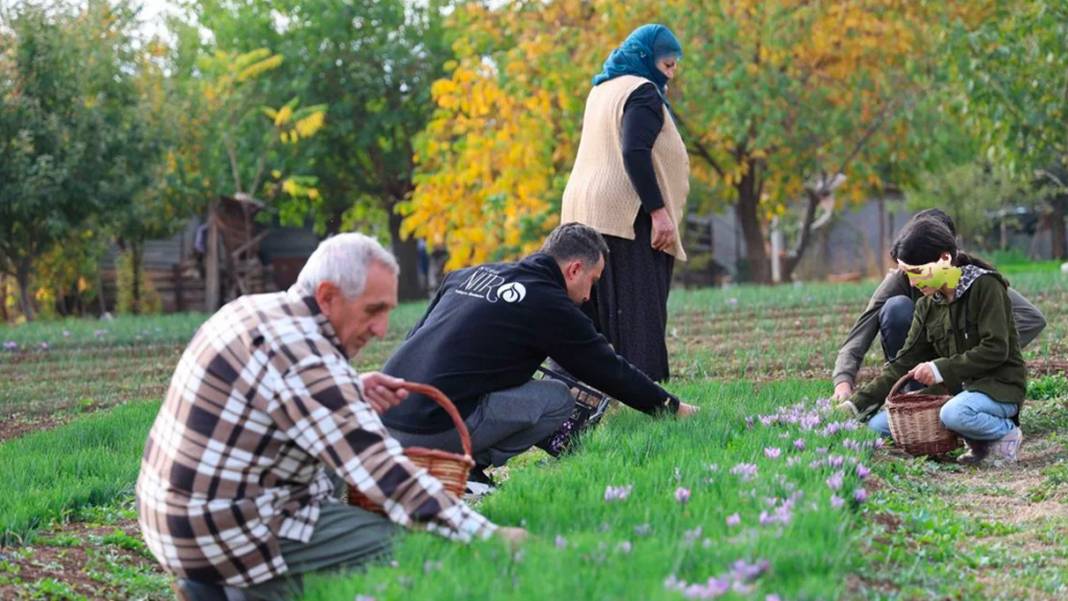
[381,223,698,480]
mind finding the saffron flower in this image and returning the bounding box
[764,447,781,459]
[730,463,758,481]
[830,494,845,509]
[675,487,692,505]
[604,485,633,502]
[3,341,16,351]
[854,488,868,503]
[555,535,568,549]
[826,471,844,491]
[793,438,806,451]
[856,464,871,480]
[726,513,741,527]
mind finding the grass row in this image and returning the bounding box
[0,400,160,546]
[305,380,876,601]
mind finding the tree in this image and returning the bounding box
[946,0,1068,258]
[188,0,459,299]
[406,0,973,281]
[0,1,146,319]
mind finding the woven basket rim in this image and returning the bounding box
[404,446,475,466]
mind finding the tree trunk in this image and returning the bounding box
[1051,195,1067,260]
[15,259,34,321]
[782,190,822,281]
[735,180,770,284]
[389,206,423,301]
[0,277,8,323]
[131,241,143,315]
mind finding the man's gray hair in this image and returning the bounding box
[541,222,609,265]
[291,233,399,299]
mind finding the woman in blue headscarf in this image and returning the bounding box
[561,24,690,383]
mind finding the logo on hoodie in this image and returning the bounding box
[456,267,526,304]
[497,282,526,304]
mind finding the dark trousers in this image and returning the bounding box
[389,379,574,467]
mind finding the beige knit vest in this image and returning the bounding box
[561,75,690,260]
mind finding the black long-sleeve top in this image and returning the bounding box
[381,253,677,434]
[621,83,666,213]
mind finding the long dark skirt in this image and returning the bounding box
[584,211,674,382]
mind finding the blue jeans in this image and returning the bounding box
[868,390,1018,441]
[880,295,914,361]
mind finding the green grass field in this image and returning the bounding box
[1,268,1066,600]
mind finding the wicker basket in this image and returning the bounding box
[885,374,961,456]
[348,382,473,514]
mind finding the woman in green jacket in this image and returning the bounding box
[840,218,1026,464]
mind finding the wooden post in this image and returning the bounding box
[205,200,220,312]
[173,264,185,312]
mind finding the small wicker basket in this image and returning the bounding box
[348,382,474,514]
[885,374,961,456]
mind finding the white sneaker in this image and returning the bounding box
[990,426,1023,463]
[464,480,496,496]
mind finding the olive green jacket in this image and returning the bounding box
[851,269,1027,417]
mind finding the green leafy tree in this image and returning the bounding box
[188,0,457,299]
[0,1,147,319]
[947,0,1068,258]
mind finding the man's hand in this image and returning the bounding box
[907,362,937,386]
[676,402,700,418]
[832,381,854,402]
[359,372,409,414]
[650,208,677,252]
[495,526,529,548]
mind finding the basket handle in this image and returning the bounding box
[397,382,472,458]
[887,373,919,400]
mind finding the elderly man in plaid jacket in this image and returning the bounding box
[137,233,525,601]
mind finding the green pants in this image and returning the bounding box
[241,502,397,601]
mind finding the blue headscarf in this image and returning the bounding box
[591,24,683,95]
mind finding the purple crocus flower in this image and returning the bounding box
[730,559,770,582]
[830,494,845,509]
[856,464,870,480]
[873,437,886,449]
[766,595,782,601]
[730,463,758,481]
[793,438,806,451]
[3,341,17,351]
[675,487,692,505]
[854,488,869,503]
[555,535,568,549]
[726,513,741,527]
[62,329,71,337]
[826,471,844,491]
[764,447,781,459]
[828,454,845,468]
[604,485,633,502]
[38,342,49,351]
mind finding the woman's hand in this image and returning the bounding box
[907,362,940,386]
[650,208,677,252]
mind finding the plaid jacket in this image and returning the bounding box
[136,291,496,587]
